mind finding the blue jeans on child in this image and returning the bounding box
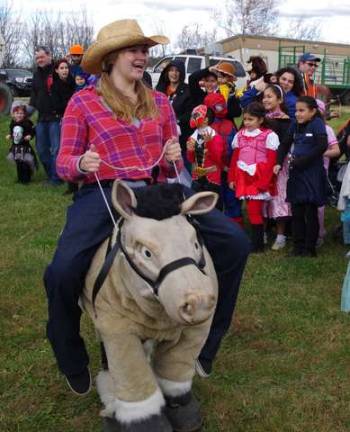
[35,120,62,184]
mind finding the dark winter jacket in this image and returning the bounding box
[29,63,57,122]
[156,60,193,149]
[51,75,75,118]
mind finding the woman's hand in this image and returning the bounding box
[79,144,101,173]
[165,137,182,162]
[24,135,32,141]
[273,164,281,175]
[229,181,235,190]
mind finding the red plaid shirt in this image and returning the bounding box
[57,86,182,183]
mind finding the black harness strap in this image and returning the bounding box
[91,221,124,316]
[91,216,207,316]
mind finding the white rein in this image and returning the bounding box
[93,142,181,229]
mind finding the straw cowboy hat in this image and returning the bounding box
[81,19,169,74]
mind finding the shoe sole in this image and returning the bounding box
[195,360,210,378]
[65,368,92,396]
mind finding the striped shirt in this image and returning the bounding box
[56,86,182,183]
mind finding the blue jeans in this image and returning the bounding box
[44,184,250,376]
[35,120,62,183]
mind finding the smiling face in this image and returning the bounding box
[55,62,70,80]
[167,66,180,85]
[12,108,25,122]
[204,75,218,93]
[299,61,318,78]
[279,72,295,93]
[111,45,149,83]
[295,101,316,124]
[262,87,282,113]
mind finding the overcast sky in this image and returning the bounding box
[11,0,350,48]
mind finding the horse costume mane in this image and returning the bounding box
[133,183,184,220]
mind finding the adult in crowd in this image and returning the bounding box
[43,19,249,400]
[275,67,303,119]
[29,46,62,185]
[68,44,97,88]
[51,58,76,194]
[156,60,192,165]
[297,52,321,98]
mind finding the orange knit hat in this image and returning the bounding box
[69,44,84,55]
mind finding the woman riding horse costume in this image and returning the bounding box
[43,19,249,432]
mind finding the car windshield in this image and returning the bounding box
[6,69,31,78]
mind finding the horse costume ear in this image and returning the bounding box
[181,191,218,215]
[111,181,138,219]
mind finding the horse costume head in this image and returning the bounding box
[109,181,218,325]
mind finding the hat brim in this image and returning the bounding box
[81,35,169,74]
[212,65,236,78]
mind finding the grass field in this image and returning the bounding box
[1,109,350,432]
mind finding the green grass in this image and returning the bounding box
[1,111,350,431]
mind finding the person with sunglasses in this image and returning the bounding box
[297,53,321,98]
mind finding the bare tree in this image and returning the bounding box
[176,24,218,51]
[23,8,94,67]
[0,1,23,67]
[215,0,279,37]
[283,18,322,41]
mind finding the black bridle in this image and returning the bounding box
[91,216,207,316]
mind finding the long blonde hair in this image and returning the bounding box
[97,50,158,123]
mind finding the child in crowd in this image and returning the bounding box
[211,61,237,102]
[204,92,243,225]
[316,99,340,246]
[275,96,328,257]
[262,84,292,250]
[75,73,88,92]
[6,101,36,184]
[228,102,280,251]
[186,104,225,209]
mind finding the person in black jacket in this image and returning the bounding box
[51,59,76,194]
[156,60,193,168]
[29,46,62,185]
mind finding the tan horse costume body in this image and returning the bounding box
[81,182,219,432]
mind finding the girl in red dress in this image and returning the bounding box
[228,102,280,251]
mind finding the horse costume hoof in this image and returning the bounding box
[102,417,121,432]
[165,392,202,432]
[103,414,172,432]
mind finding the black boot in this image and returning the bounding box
[102,413,172,432]
[165,391,202,432]
[251,224,264,253]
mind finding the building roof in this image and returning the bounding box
[218,34,350,57]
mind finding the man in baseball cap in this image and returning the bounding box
[297,52,321,97]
